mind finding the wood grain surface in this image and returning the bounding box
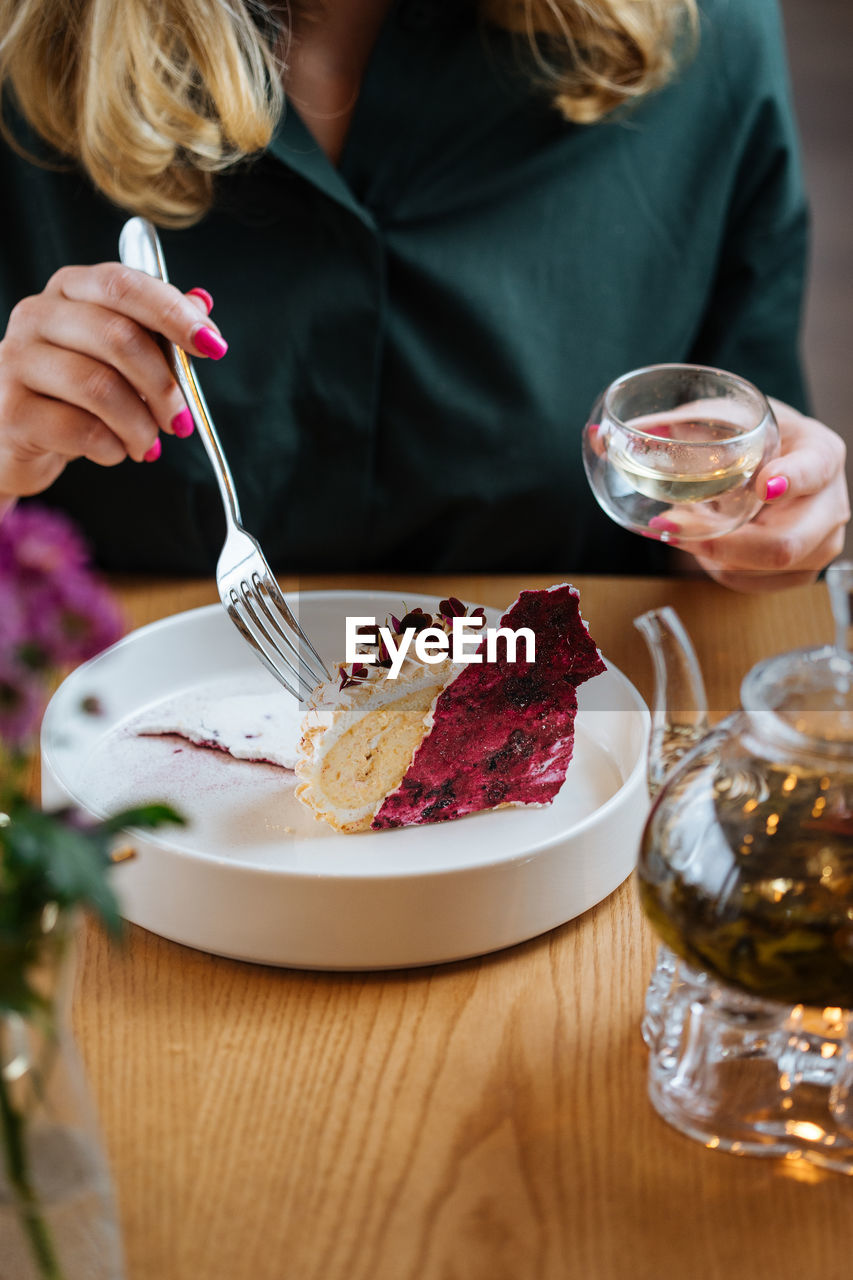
[71,574,853,1280]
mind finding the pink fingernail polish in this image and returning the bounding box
[143,438,161,463]
[648,515,680,534]
[187,287,213,313]
[171,407,194,438]
[764,475,789,501]
[194,326,228,359]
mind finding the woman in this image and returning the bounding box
[0,0,847,589]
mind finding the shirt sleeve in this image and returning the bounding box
[688,0,810,411]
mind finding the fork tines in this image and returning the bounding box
[224,572,329,701]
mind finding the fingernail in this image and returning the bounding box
[143,437,161,463]
[764,475,789,501]
[648,515,680,534]
[194,326,228,359]
[187,287,213,313]
[171,407,194,438]
[587,422,600,435]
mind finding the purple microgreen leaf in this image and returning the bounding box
[399,609,430,633]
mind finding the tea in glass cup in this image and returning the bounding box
[582,363,780,541]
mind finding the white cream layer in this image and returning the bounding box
[134,690,303,769]
[295,655,460,829]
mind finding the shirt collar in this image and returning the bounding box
[267,104,376,228]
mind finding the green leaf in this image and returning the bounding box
[98,801,186,836]
[0,971,52,1019]
[0,941,40,1015]
[0,798,185,967]
[3,807,121,933]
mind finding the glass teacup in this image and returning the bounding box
[582,363,780,542]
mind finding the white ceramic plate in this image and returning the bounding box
[41,590,650,969]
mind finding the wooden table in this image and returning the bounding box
[72,574,853,1280]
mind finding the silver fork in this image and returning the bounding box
[119,216,329,700]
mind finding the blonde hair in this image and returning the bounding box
[484,0,697,121]
[0,0,697,227]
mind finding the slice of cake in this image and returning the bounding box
[295,586,605,832]
[294,605,468,833]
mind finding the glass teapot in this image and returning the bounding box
[633,562,853,1173]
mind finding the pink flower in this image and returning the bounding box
[25,570,123,668]
[0,504,89,576]
[0,580,29,654]
[0,655,44,749]
[0,503,124,753]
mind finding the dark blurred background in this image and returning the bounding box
[779,0,852,551]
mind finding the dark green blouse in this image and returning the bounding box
[0,0,808,576]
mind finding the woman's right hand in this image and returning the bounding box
[0,263,226,503]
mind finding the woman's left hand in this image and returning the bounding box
[683,398,850,592]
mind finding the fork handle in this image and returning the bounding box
[118,216,242,526]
